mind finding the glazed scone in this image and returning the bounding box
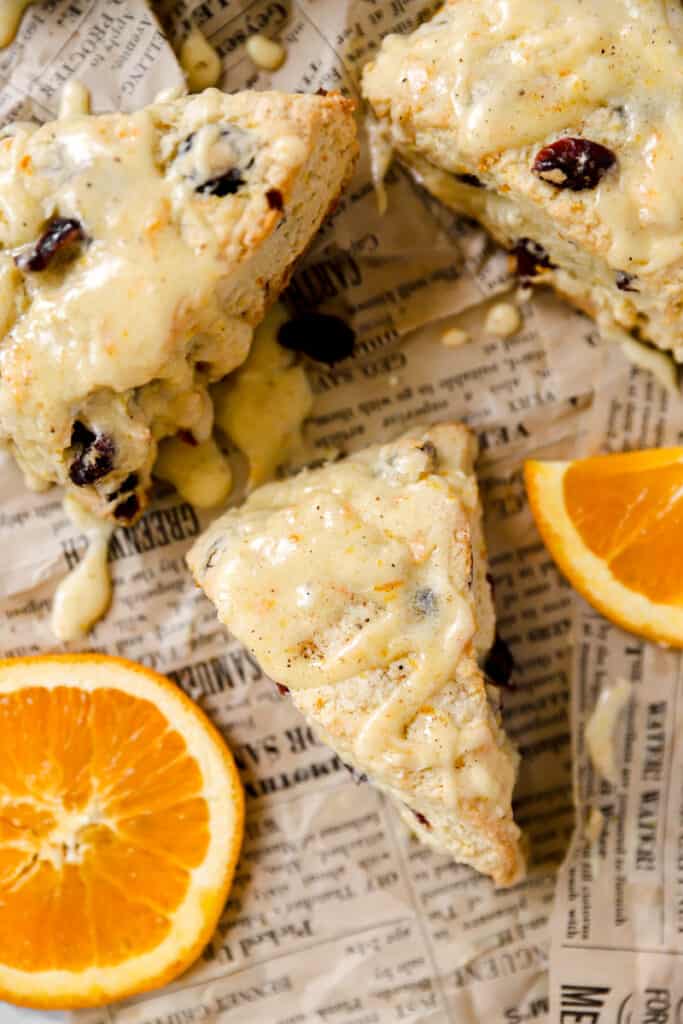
[188,424,524,886]
[0,88,356,521]
[363,1,683,360]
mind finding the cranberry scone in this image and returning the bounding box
[363,1,683,359]
[0,88,356,521]
[187,424,524,886]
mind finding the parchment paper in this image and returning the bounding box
[0,1,678,1022]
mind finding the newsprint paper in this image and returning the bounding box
[0,2,680,1023]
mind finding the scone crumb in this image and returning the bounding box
[246,34,286,71]
[485,302,521,338]
[441,326,470,348]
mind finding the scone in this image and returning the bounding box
[362,1,683,359]
[0,88,356,521]
[187,424,524,886]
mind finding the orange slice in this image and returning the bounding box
[525,448,683,647]
[0,654,244,1009]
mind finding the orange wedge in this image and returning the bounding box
[0,654,244,1009]
[525,448,683,647]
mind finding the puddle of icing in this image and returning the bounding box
[154,435,233,508]
[213,303,313,488]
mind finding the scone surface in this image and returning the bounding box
[363,0,683,357]
[0,88,356,519]
[188,424,523,886]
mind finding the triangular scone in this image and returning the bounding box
[188,424,524,886]
[0,88,356,521]
[363,1,683,361]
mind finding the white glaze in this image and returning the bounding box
[365,114,393,215]
[213,303,313,487]
[180,28,222,92]
[441,327,470,348]
[58,80,90,119]
[188,426,503,801]
[363,0,683,347]
[51,497,113,641]
[154,434,232,508]
[0,0,33,47]
[0,88,355,520]
[485,302,521,338]
[585,677,632,784]
[245,34,286,72]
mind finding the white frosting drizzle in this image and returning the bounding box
[58,80,90,120]
[188,430,502,800]
[585,677,632,784]
[51,497,113,641]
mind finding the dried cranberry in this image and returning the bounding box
[195,168,245,197]
[69,423,116,486]
[277,313,355,365]
[532,137,616,191]
[483,633,515,689]
[70,420,95,449]
[616,271,639,293]
[455,172,484,188]
[412,810,431,830]
[178,429,198,447]
[275,682,290,696]
[266,188,284,211]
[113,493,139,521]
[17,217,85,272]
[108,473,137,497]
[513,238,555,279]
[118,472,139,493]
[108,472,139,500]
